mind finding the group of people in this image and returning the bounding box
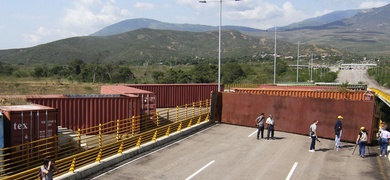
[255,113,275,140]
[255,113,390,157]
[308,115,390,158]
[309,115,345,153]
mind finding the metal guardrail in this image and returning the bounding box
[224,84,259,91]
[369,88,390,107]
[0,100,210,179]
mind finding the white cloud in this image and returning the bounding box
[134,2,155,10]
[177,0,193,5]
[224,1,309,29]
[359,1,388,9]
[313,9,333,17]
[62,0,130,30]
[22,0,131,46]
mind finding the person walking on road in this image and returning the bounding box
[255,113,265,140]
[356,126,368,158]
[266,114,275,140]
[379,127,390,157]
[334,115,343,150]
[309,120,318,152]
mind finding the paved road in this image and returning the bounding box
[86,124,390,180]
[335,68,390,94]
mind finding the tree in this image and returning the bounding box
[222,63,246,84]
[191,64,218,83]
[112,67,135,83]
[32,65,49,77]
[161,69,191,83]
[104,63,119,82]
[152,71,165,83]
[68,59,85,75]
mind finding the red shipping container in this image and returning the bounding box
[101,85,156,116]
[26,94,142,132]
[0,104,58,148]
[122,84,220,108]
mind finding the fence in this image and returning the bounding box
[224,84,258,91]
[0,100,210,179]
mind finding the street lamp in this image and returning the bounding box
[310,51,313,83]
[273,26,277,84]
[199,0,241,92]
[296,41,300,82]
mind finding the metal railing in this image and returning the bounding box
[369,88,390,107]
[0,100,210,179]
[224,84,259,91]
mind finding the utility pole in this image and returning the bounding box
[296,41,300,82]
[273,26,277,84]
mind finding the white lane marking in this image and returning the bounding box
[286,162,298,180]
[91,125,216,179]
[185,160,215,180]
[248,130,257,137]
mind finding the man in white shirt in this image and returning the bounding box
[379,127,390,157]
[266,114,275,140]
[309,120,319,152]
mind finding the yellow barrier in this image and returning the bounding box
[0,100,210,179]
[370,88,390,104]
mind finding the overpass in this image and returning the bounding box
[340,63,377,70]
[370,88,390,107]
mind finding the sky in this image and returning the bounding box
[0,0,389,50]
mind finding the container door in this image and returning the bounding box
[35,110,56,140]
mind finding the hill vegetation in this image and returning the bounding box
[0,28,346,65]
[2,4,390,97]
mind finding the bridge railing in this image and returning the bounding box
[0,99,210,179]
[369,88,390,106]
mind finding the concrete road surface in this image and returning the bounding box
[335,68,390,94]
[86,124,390,180]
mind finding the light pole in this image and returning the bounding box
[199,0,240,92]
[273,26,277,84]
[310,51,313,82]
[296,41,300,82]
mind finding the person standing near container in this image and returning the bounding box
[309,120,318,152]
[266,114,275,140]
[356,126,368,158]
[379,127,390,157]
[334,115,343,150]
[255,113,265,140]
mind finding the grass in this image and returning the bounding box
[0,77,103,95]
[0,77,106,105]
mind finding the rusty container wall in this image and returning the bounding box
[220,93,376,143]
[123,84,220,108]
[233,88,367,101]
[100,85,157,116]
[0,105,58,148]
[26,95,142,132]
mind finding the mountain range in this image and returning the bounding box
[1,3,390,65]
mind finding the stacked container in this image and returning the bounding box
[0,104,57,148]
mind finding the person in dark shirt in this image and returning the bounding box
[255,113,265,140]
[356,126,368,158]
[334,115,343,150]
